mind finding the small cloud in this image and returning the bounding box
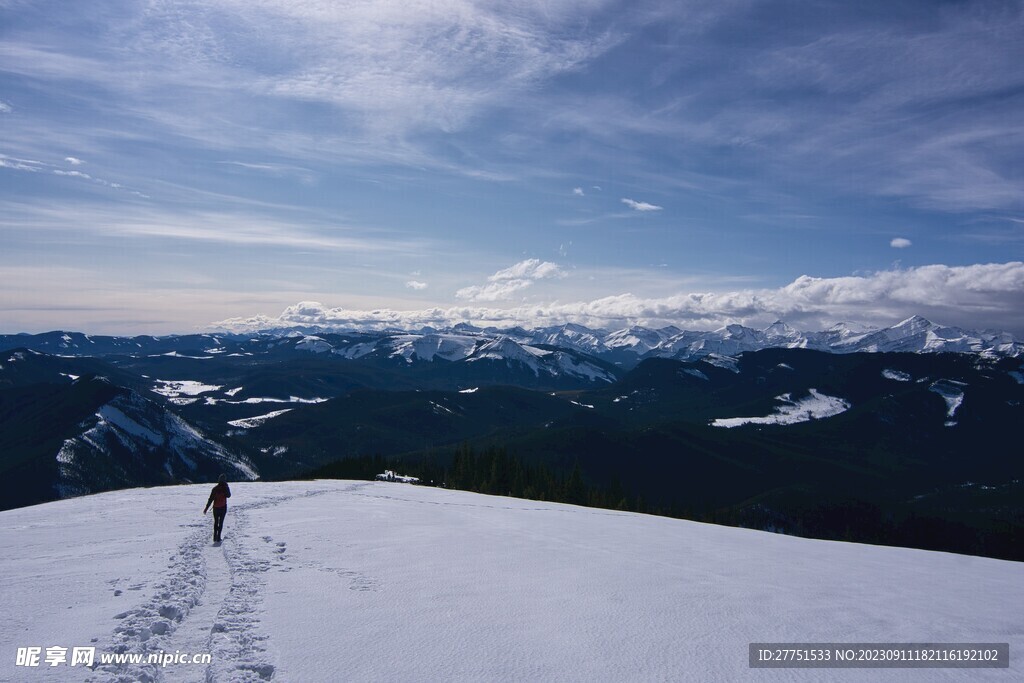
[592,186,602,191]
[65,156,84,165]
[456,258,565,302]
[53,169,91,179]
[621,198,663,212]
[491,259,564,281]
[456,281,531,301]
[0,100,11,114]
[890,237,913,249]
[572,187,585,196]
[406,280,428,290]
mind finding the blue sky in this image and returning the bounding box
[1,0,1022,334]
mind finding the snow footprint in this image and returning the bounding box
[96,527,210,681]
[303,560,381,592]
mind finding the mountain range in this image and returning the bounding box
[3,315,1021,372]
[2,315,1022,560]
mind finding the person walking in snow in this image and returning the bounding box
[204,474,231,543]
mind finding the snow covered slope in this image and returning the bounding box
[1,481,1020,682]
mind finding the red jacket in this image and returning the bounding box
[208,482,231,510]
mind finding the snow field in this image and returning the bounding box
[711,389,851,428]
[0,481,1021,682]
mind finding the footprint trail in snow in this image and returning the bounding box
[92,496,313,682]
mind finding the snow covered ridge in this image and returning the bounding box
[3,318,1021,380]
[55,388,257,498]
[285,332,619,382]
[1,482,1020,682]
[259,315,1024,360]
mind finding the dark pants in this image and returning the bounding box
[212,506,227,542]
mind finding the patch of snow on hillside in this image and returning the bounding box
[570,400,595,409]
[296,336,333,353]
[681,368,709,381]
[225,387,244,397]
[60,372,80,381]
[882,369,912,382]
[227,409,293,428]
[553,353,616,383]
[1009,370,1024,384]
[459,387,479,394]
[430,401,456,416]
[712,389,851,428]
[335,342,377,359]
[702,354,739,373]
[930,380,966,427]
[205,396,328,405]
[154,352,215,359]
[151,380,223,398]
[97,404,163,446]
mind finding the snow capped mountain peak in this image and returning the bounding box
[528,323,608,354]
[462,337,615,383]
[386,334,477,363]
[604,325,668,353]
[826,321,877,335]
[295,335,333,353]
[763,320,797,337]
[888,315,937,337]
[471,337,548,364]
[719,323,758,339]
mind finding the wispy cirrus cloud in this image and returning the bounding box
[0,201,428,254]
[0,154,45,172]
[0,1,619,168]
[0,152,146,196]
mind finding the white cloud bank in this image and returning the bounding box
[214,261,1024,334]
[455,259,566,302]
